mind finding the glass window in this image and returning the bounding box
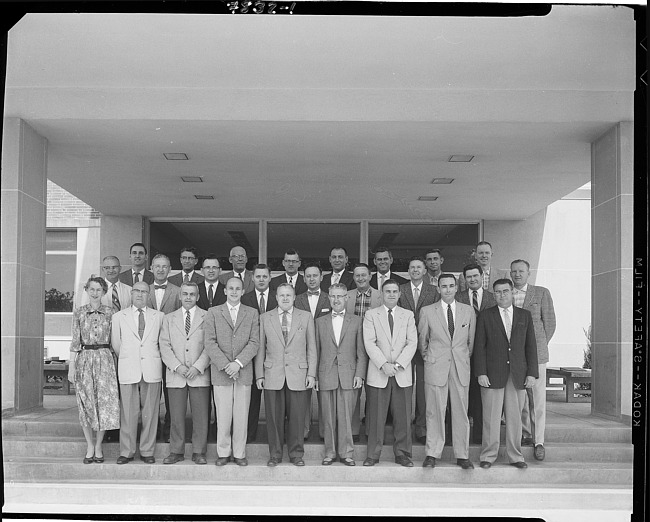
[45,230,77,251]
[45,230,77,312]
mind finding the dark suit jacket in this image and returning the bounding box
[320,270,354,292]
[197,281,227,310]
[370,271,408,290]
[168,270,205,287]
[473,305,539,389]
[269,273,308,296]
[241,289,278,314]
[294,290,331,319]
[398,281,440,328]
[118,269,154,286]
[457,288,497,312]
[219,270,254,294]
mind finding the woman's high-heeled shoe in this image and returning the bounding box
[83,455,94,464]
[93,455,104,463]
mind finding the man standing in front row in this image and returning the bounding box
[315,283,368,466]
[256,283,317,467]
[363,280,418,467]
[112,282,164,464]
[204,277,260,466]
[474,279,538,469]
[418,274,475,469]
[159,282,211,465]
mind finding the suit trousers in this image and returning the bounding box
[303,388,324,438]
[412,353,426,438]
[480,373,526,464]
[247,368,262,441]
[214,382,252,459]
[167,385,210,456]
[264,385,310,460]
[320,387,357,459]
[468,362,483,443]
[119,379,161,458]
[351,387,367,436]
[365,378,413,460]
[161,371,171,429]
[424,357,470,459]
[522,363,547,445]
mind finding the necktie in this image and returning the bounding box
[155,284,167,290]
[332,311,344,317]
[134,272,140,284]
[413,286,420,307]
[387,308,394,337]
[281,311,289,344]
[503,308,512,341]
[230,306,237,325]
[237,272,243,281]
[472,290,479,315]
[332,272,340,285]
[288,275,293,285]
[380,274,386,288]
[308,290,319,296]
[447,304,455,339]
[259,292,266,312]
[184,273,190,283]
[112,284,121,312]
[138,308,145,339]
[208,284,214,306]
[185,310,191,335]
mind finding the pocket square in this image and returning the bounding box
[321,308,330,313]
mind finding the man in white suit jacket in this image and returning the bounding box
[418,274,476,469]
[159,282,211,465]
[111,282,164,464]
[362,280,418,467]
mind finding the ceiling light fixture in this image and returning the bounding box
[448,155,474,162]
[164,153,189,160]
[430,178,454,184]
[181,176,203,182]
[194,195,214,200]
[418,196,439,201]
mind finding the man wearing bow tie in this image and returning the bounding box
[270,249,308,295]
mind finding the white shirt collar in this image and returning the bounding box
[383,305,396,314]
[499,304,514,314]
[183,305,197,319]
[411,281,423,291]
[228,302,241,312]
[257,288,268,297]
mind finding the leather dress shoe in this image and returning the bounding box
[534,444,545,461]
[163,453,184,465]
[116,456,133,465]
[290,457,305,466]
[233,457,248,466]
[521,437,534,447]
[395,455,414,467]
[363,457,378,466]
[193,454,207,465]
[140,455,155,464]
[215,457,230,466]
[322,457,334,466]
[267,457,282,467]
[479,461,491,469]
[457,458,474,469]
[510,461,528,469]
[340,457,355,466]
[422,456,436,468]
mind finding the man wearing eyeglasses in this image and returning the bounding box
[80,255,132,311]
[169,246,205,287]
[219,246,254,294]
[270,249,308,295]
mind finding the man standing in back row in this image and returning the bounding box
[321,247,354,292]
[119,242,154,286]
[219,246,254,294]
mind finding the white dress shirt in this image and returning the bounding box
[444,300,457,328]
[307,290,320,317]
[332,309,345,344]
[499,305,514,339]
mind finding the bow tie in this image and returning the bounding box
[154,284,167,290]
[308,291,320,296]
[332,311,345,317]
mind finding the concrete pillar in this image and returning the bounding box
[591,122,633,423]
[100,215,146,270]
[1,118,48,415]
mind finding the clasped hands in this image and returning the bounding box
[381,362,402,377]
[176,364,200,380]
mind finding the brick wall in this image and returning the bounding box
[47,180,101,220]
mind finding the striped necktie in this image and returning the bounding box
[111,284,121,312]
[185,310,191,335]
[138,309,145,339]
[281,311,289,344]
[447,304,455,339]
[472,290,479,315]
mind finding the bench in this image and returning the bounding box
[546,367,591,403]
[43,361,73,395]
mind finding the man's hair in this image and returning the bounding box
[409,256,426,265]
[225,277,244,289]
[102,255,121,266]
[229,246,247,256]
[330,246,348,257]
[463,263,483,277]
[373,246,393,257]
[252,263,271,275]
[476,240,493,250]
[303,262,322,274]
[381,278,400,291]
[425,248,442,257]
[493,278,514,290]
[328,282,349,293]
[437,273,457,286]
[284,248,300,259]
[151,253,170,265]
[202,254,221,267]
[510,259,531,270]
[180,246,198,257]
[129,242,147,255]
[276,282,296,294]
[352,262,371,272]
[180,281,199,292]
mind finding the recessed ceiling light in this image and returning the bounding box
[194,195,214,200]
[448,155,474,162]
[181,176,203,182]
[431,178,454,184]
[418,196,439,201]
[164,153,189,160]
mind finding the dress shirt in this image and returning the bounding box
[513,284,528,308]
[256,289,270,312]
[229,302,241,324]
[132,305,147,323]
[307,291,320,317]
[471,287,484,309]
[410,281,424,302]
[330,270,345,284]
[332,310,345,344]
[428,272,440,287]
[204,280,218,301]
[181,270,196,282]
[481,266,491,290]
[132,269,145,283]
[285,273,298,287]
[154,280,169,310]
[444,300,457,329]
[174,306,198,372]
[499,305,514,339]
[377,271,390,288]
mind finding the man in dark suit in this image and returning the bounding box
[474,279,538,469]
[398,256,440,443]
[219,246,254,294]
[240,263,277,442]
[370,246,408,290]
[118,242,154,286]
[197,254,227,310]
[321,246,354,292]
[269,248,308,295]
[457,263,497,444]
[168,246,205,287]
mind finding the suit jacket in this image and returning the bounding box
[320,270,354,292]
[315,313,368,391]
[473,305,539,389]
[363,305,417,389]
[294,290,331,319]
[418,301,476,387]
[80,280,132,310]
[398,281,440,327]
[197,281,227,310]
[270,273,308,296]
[370,271,408,290]
[118,269,154,286]
[344,287,383,316]
[111,307,164,384]
[219,270,254,294]
[204,303,260,386]
[147,282,182,314]
[241,289,278,314]
[519,284,556,364]
[159,307,211,387]
[255,307,317,391]
[458,267,508,292]
[457,288,497,312]
[168,270,205,287]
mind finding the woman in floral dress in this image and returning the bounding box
[68,276,120,463]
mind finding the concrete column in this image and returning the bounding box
[1,118,48,415]
[100,215,146,270]
[591,122,633,423]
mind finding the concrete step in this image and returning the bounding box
[1,438,634,463]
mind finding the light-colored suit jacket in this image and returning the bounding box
[315,312,368,391]
[219,270,254,294]
[520,284,556,364]
[295,290,331,319]
[418,301,476,387]
[344,287,382,316]
[80,280,132,310]
[147,282,182,314]
[111,307,164,384]
[363,305,417,389]
[255,307,317,391]
[204,303,260,386]
[159,307,211,388]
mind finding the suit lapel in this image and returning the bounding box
[124,309,139,337]
[221,306,235,329]
[522,285,534,309]
[378,308,392,343]
[173,309,185,335]
[160,287,171,311]
[493,307,509,341]
[435,303,451,341]
[189,308,205,336]
[338,313,352,344]
[286,309,301,345]
[141,308,156,341]
[270,309,284,343]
